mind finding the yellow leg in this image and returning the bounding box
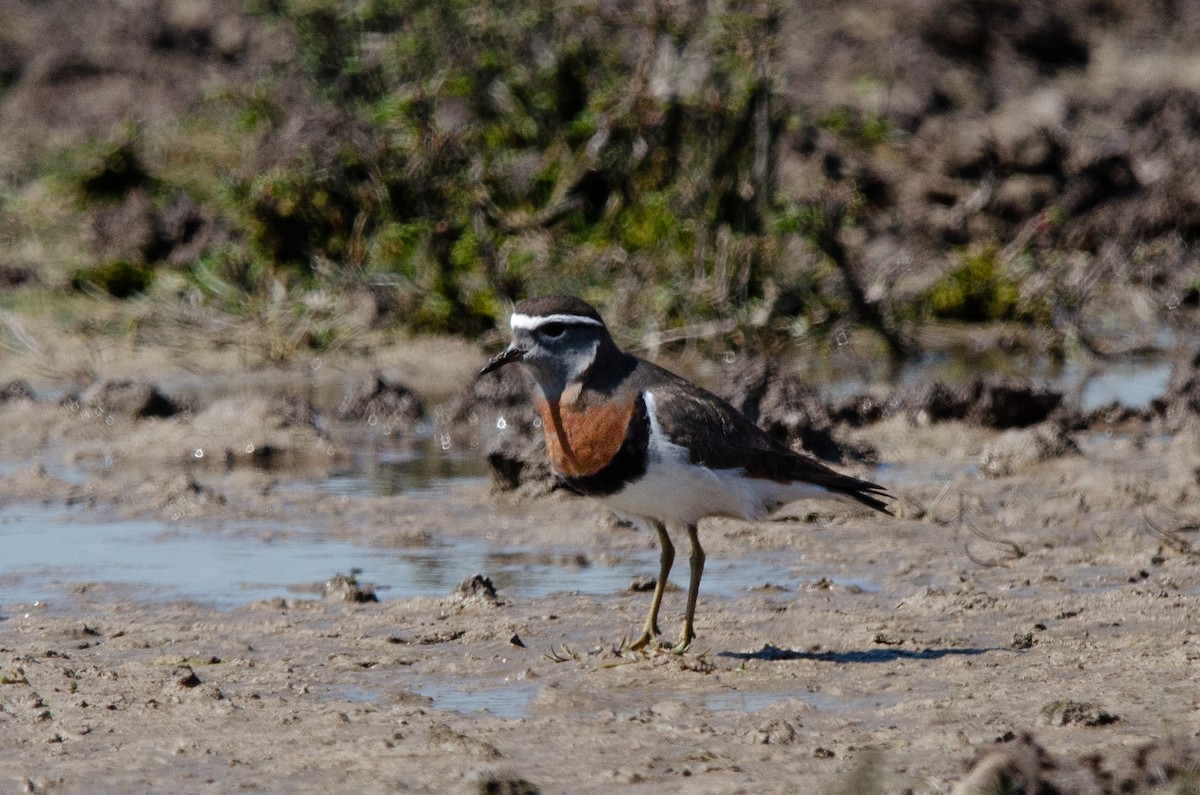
[629,521,674,651]
[672,524,704,654]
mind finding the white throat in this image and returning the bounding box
[531,339,599,403]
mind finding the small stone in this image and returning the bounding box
[175,667,202,688]
[627,575,656,592]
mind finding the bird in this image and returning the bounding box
[480,295,892,653]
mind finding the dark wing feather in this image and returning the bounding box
[640,362,893,515]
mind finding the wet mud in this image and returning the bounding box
[1,340,1199,793]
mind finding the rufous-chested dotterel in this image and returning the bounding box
[481,295,892,652]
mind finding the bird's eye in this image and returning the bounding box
[539,322,567,339]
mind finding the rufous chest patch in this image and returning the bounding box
[535,396,635,478]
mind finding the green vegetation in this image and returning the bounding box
[0,0,1047,355]
[11,0,811,345]
[927,244,1021,322]
[817,107,891,148]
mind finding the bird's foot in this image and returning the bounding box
[671,626,695,655]
[628,629,658,652]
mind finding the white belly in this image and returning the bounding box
[600,391,828,527]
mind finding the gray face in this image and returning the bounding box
[510,321,602,399]
[480,313,608,401]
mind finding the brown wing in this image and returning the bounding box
[639,361,893,514]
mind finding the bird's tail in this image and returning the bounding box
[824,472,893,515]
[769,454,894,515]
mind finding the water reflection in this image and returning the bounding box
[319,431,487,497]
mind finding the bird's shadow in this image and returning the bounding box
[717,643,1003,664]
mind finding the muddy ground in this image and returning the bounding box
[0,335,1198,794]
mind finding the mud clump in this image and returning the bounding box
[1154,345,1200,429]
[335,372,425,432]
[134,474,225,520]
[969,378,1063,428]
[321,571,378,603]
[907,376,1062,429]
[0,260,39,289]
[458,769,540,795]
[979,422,1079,477]
[89,190,225,270]
[174,667,202,689]
[752,718,800,745]
[485,434,556,497]
[74,378,180,419]
[1038,700,1118,727]
[185,394,327,468]
[446,368,555,496]
[0,379,36,404]
[720,357,1068,453]
[453,574,501,607]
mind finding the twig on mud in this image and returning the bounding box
[607,634,635,657]
[963,519,1026,568]
[543,645,580,663]
[925,481,954,518]
[1141,512,1200,558]
[601,634,659,663]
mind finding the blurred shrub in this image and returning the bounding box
[35,0,944,344]
[227,0,794,335]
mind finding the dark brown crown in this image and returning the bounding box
[512,295,605,325]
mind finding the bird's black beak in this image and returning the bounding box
[480,345,525,375]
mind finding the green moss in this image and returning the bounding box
[817,108,891,148]
[927,245,1021,322]
[620,194,691,253]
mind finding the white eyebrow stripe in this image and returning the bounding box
[509,312,604,330]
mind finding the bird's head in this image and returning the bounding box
[480,296,616,400]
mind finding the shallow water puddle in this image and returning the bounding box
[1057,357,1173,411]
[0,505,387,608]
[0,502,859,609]
[400,676,891,719]
[407,680,542,720]
[819,349,1173,412]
